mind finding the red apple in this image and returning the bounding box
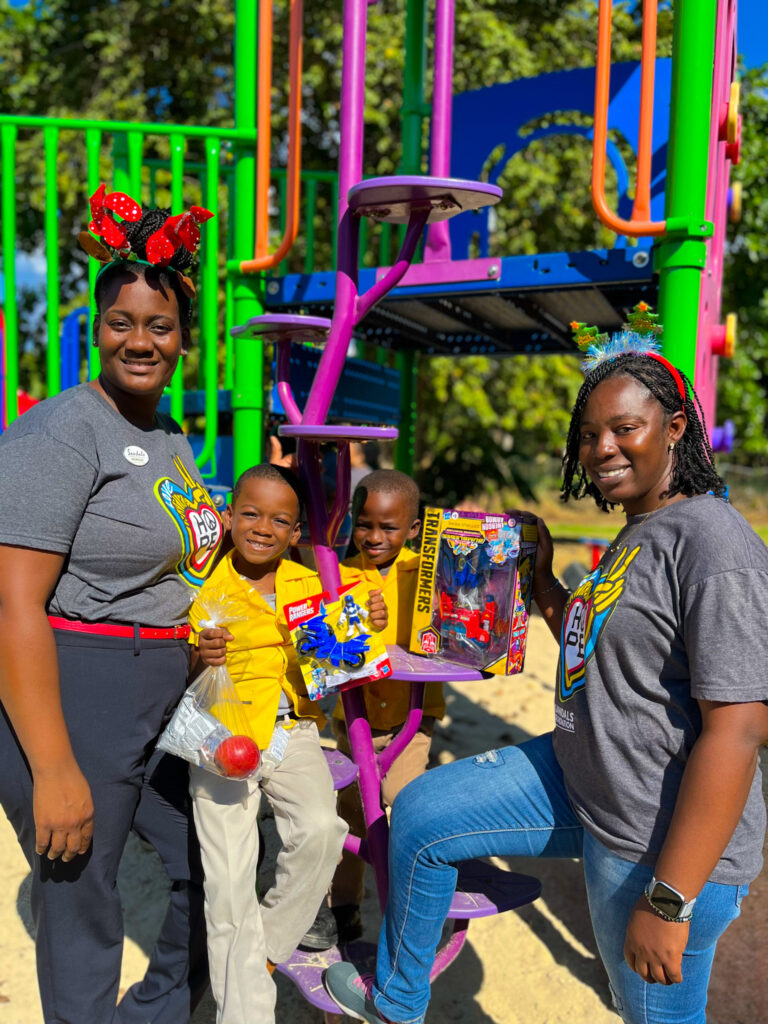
[214,735,260,779]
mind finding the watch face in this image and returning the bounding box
[650,881,684,917]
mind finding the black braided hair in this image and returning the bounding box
[561,354,726,511]
[94,207,194,326]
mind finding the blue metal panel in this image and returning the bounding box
[266,246,653,308]
[448,60,672,259]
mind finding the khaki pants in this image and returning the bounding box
[191,721,348,1024]
[329,715,435,908]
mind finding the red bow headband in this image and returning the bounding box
[80,185,215,298]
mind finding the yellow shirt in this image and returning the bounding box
[333,548,445,729]
[188,552,324,749]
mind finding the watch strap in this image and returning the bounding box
[644,875,696,922]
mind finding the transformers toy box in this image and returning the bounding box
[409,508,538,674]
[284,580,392,700]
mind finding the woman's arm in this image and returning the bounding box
[529,516,570,641]
[624,698,768,984]
[0,545,94,862]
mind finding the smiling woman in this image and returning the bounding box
[0,194,222,1023]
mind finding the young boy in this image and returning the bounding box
[302,469,445,949]
[187,464,386,1023]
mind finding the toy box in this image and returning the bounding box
[409,508,538,674]
[285,579,392,700]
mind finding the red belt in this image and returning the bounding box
[48,616,191,640]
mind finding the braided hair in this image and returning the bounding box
[561,355,726,511]
[94,208,195,326]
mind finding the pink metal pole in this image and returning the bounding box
[301,0,367,426]
[424,0,455,263]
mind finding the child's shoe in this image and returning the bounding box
[299,904,338,950]
[324,963,393,1023]
[332,902,363,942]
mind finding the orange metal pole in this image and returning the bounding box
[242,0,303,273]
[591,0,666,237]
[255,0,273,258]
[632,0,658,222]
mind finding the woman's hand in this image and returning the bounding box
[367,589,388,632]
[198,626,234,666]
[624,896,688,985]
[33,760,94,861]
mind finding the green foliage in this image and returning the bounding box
[416,353,582,505]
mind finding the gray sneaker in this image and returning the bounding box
[324,962,392,1023]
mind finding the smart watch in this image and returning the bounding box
[644,876,696,922]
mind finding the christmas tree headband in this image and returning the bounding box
[570,303,687,409]
[78,184,214,299]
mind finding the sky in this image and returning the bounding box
[738,0,767,70]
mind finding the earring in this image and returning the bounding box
[667,442,676,452]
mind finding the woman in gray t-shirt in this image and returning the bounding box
[0,198,221,1023]
[325,320,768,1024]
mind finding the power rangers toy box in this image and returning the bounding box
[409,508,538,674]
[284,579,392,700]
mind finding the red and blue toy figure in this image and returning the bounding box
[411,507,538,674]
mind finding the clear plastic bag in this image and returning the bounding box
[157,586,261,780]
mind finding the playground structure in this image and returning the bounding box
[0,0,742,1018]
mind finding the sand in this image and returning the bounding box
[0,614,765,1023]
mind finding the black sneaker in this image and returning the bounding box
[299,904,338,951]
[332,903,363,943]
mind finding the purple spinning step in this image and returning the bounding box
[279,424,398,442]
[276,940,377,1013]
[448,860,541,919]
[348,175,502,225]
[229,313,331,344]
[323,747,359,791]
[386,644,484,682]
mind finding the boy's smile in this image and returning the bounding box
[353,491,420,571]
[224,477,301,581]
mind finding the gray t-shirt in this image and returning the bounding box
[0,384,222,625]
[553,495,768,884]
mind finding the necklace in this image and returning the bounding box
[600,505,666,567]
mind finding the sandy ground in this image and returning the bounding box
[0,614,766,1023]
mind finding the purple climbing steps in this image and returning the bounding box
[323,746,359,791]
[348,175,503,224]
[276,940,377,1015]
[230,312,331,344]
[449,859,541,919]
[279,424,398,442]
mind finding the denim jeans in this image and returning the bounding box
[373,733,747,1024]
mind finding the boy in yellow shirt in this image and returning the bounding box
[302,469,445,949]
[187,464,386,1024]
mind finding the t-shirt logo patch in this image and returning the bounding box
[124,445,149,466]
[155,456,223,586]
[557,544,640,704]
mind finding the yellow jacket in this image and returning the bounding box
[333,548,445,729]
[188,552,324,749]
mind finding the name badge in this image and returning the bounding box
[123,445,149,467]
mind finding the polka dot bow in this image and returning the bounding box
[146,206,214,266]
[88,184,142,253]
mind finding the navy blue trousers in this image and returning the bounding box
[0,630,207,1024]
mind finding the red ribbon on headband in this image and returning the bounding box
[146,207,214,266]
[88,185,142,252]
[646,353,687,410]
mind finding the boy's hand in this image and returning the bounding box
[198,627,234,666]
[367,589,388,632]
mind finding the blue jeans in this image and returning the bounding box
[373,733,747,1024]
